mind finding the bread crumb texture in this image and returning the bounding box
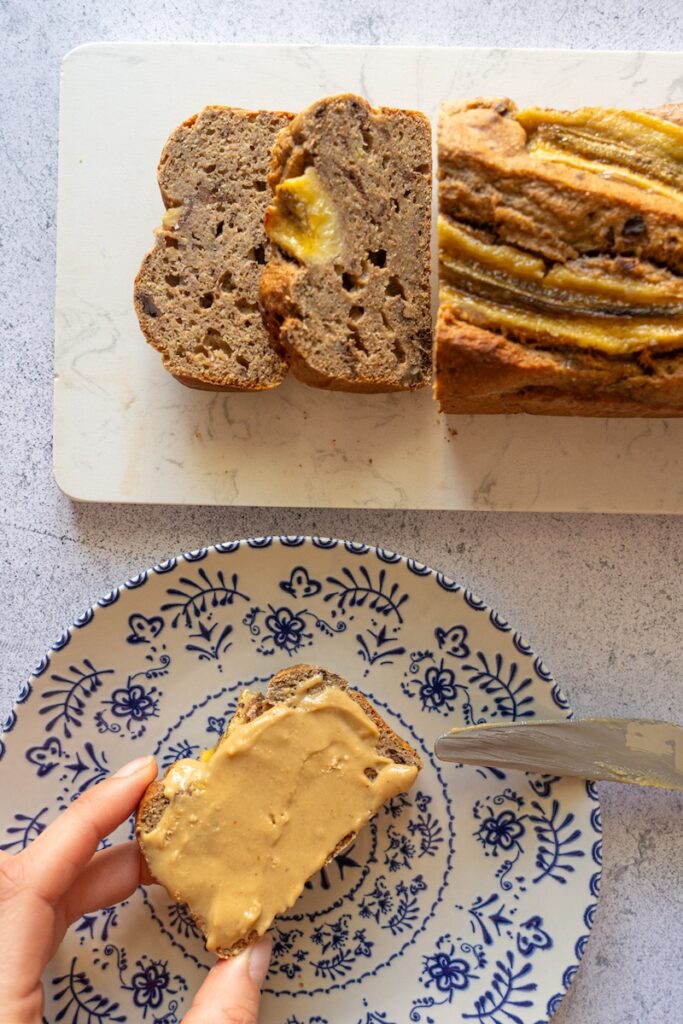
[134,107,291,391]
[261,94,433,392]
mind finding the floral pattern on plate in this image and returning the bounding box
[0,538,601,1023]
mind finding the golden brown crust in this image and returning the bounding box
[136,779,168,835]
[436,98,683,416]
[435,306,683,416]
[438,98,683,270]
[642,103,683,128]
[346,689,423,767]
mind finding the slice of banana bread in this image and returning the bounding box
[136,664,422,958]
[134,107,291,391]
[260,94,433,392]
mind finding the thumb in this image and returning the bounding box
[24,755,157,901]
[184,936,272,1024]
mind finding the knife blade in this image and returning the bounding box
[434,718,683,789]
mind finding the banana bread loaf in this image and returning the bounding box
[436,98,683,416]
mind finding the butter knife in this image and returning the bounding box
[434,718,683,790]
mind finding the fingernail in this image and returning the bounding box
[113,755,156,779]
[247,936,272,986]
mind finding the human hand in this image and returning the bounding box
[0,754,271,1023]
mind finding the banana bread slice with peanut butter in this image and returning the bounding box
[436,99,683,416]
[135,664,421,958]
[134,106,291,391]
[260,94,433,391]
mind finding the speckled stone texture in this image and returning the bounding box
[2,2,683,1022]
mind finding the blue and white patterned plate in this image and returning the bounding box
[0,538,601,1024]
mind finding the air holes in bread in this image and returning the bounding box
[135,107,290,390]
[256,96,431,391]
[392,337,406,363]
[204,327,233,357]
[348,324,368,355]
[622,215,646,239]
[386,276,405,298]
[236,299,259,314]
[140,293,159,317]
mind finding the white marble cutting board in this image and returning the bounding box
[54,43,683,511]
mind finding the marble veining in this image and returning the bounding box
[4,7,683,1023]
[54,44,683,511]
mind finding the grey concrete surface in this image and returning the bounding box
[2,2,683,1021]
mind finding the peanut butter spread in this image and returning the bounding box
[141,676,418,953]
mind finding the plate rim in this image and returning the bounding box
[0,535,602,1023]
